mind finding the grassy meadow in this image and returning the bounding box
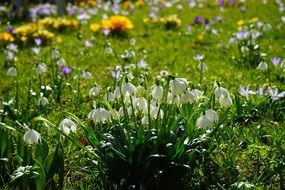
[1,0,285,189]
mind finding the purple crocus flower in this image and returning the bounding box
[271,57,281,66]
[194,16,204,24]
[60,66,72,75]
[230,0,236,6]
[218,0,224,7]
[102,29,111,36]
[34,38,42,46]
[193,54,204,61]
[240,6,246,12]
[111,70,120,80]
[84,40,93,48]
[239,85,251,99]
[6,26,14,34]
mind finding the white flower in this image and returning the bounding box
[38,96,49,106]
[214,86,229,98]
[196,109,218,129]
[32,47,41,55]
[151,85,163,101]
[121,82,136,96]
[7,67,17,77]
[196,115,212,129]
[257,61,268,71]
[51,49,60,60]
[23,128,41,144]
[89,86,101,97]
[59,118,77,135]
[219,95,233,107]
[167,93,181,105]
[134,97,148,113]
[170,78,188,95]
[197,62,207,72]
[81,70,92,80]
[56,58,66,66]
[150,106,163,119]
[35,63,47,75]
[89,108,111,123]
[181,89,203,103]
[105,91,115,101]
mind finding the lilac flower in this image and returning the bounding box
[240,6,246,12]
[34,38,42,46]
[102,29,111,36]
[60,66,72,75]
[271,57,281,66]
[149,12,157,19]
[194,16,204,24]
[111,67,121,80]
[137,59,148,69]
[230,0,236,6]
[238,85,251,99]
[193,54,204,61]
[256,87,264,96]
[84,40,93,48]
[6,26,14,34]
[268,87,285,101]
[218,0,225,7]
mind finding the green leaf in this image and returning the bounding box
[35,139,49,164]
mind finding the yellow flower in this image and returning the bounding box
[123,1,131,9]
[90,23,101,32]
[20,35,28,42]
[161,15,181,29]
[237,19,245,27]
[135,0,145,7]
[101,16,134,33]
[250,17,258,23]
[0,32,15,42]
[197,34,204,42]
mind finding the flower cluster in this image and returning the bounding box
[90,15,134,35]
[143,15,182,29]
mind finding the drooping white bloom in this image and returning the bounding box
[214,86,230,98]
[181,89,203,103]
[134,97,148,113]
[56,58,66,66]
[89,86,101,97]
[150,106,163,119]
[219,95,233,107]
[7,67,17,77]
[197,62,207,72]
[23,128,41,144]
[51,49,60,60]
[196,109,218,129]
[89,108,111,123]
[257,61,268,71]
[121,82,136,96]
[81,70,93,80]
[151,85,163,101]
[35,63,47,75]
[167,93,181,105]
[170,78,188,95]
[38,96,49,106]
[59,118,77,135]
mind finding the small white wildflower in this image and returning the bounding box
[59,118,77,135]
[23,128,41,144]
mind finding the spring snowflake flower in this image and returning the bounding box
[7,67,17,77]
[219,95,233,107]
[151,85,163,101]
[134,97,148,113]
[121,81,137,96]
[23,128,41,144]
[89,85,101,97]
[51,48,60,60]
[214,86,230,98]
[170,78,188,95]
[257,61,268,71]
[89,108,111,123]
[196,109,218,129]
[35,63,47,75]
[59,118,77,135]
[38,95,49,106]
